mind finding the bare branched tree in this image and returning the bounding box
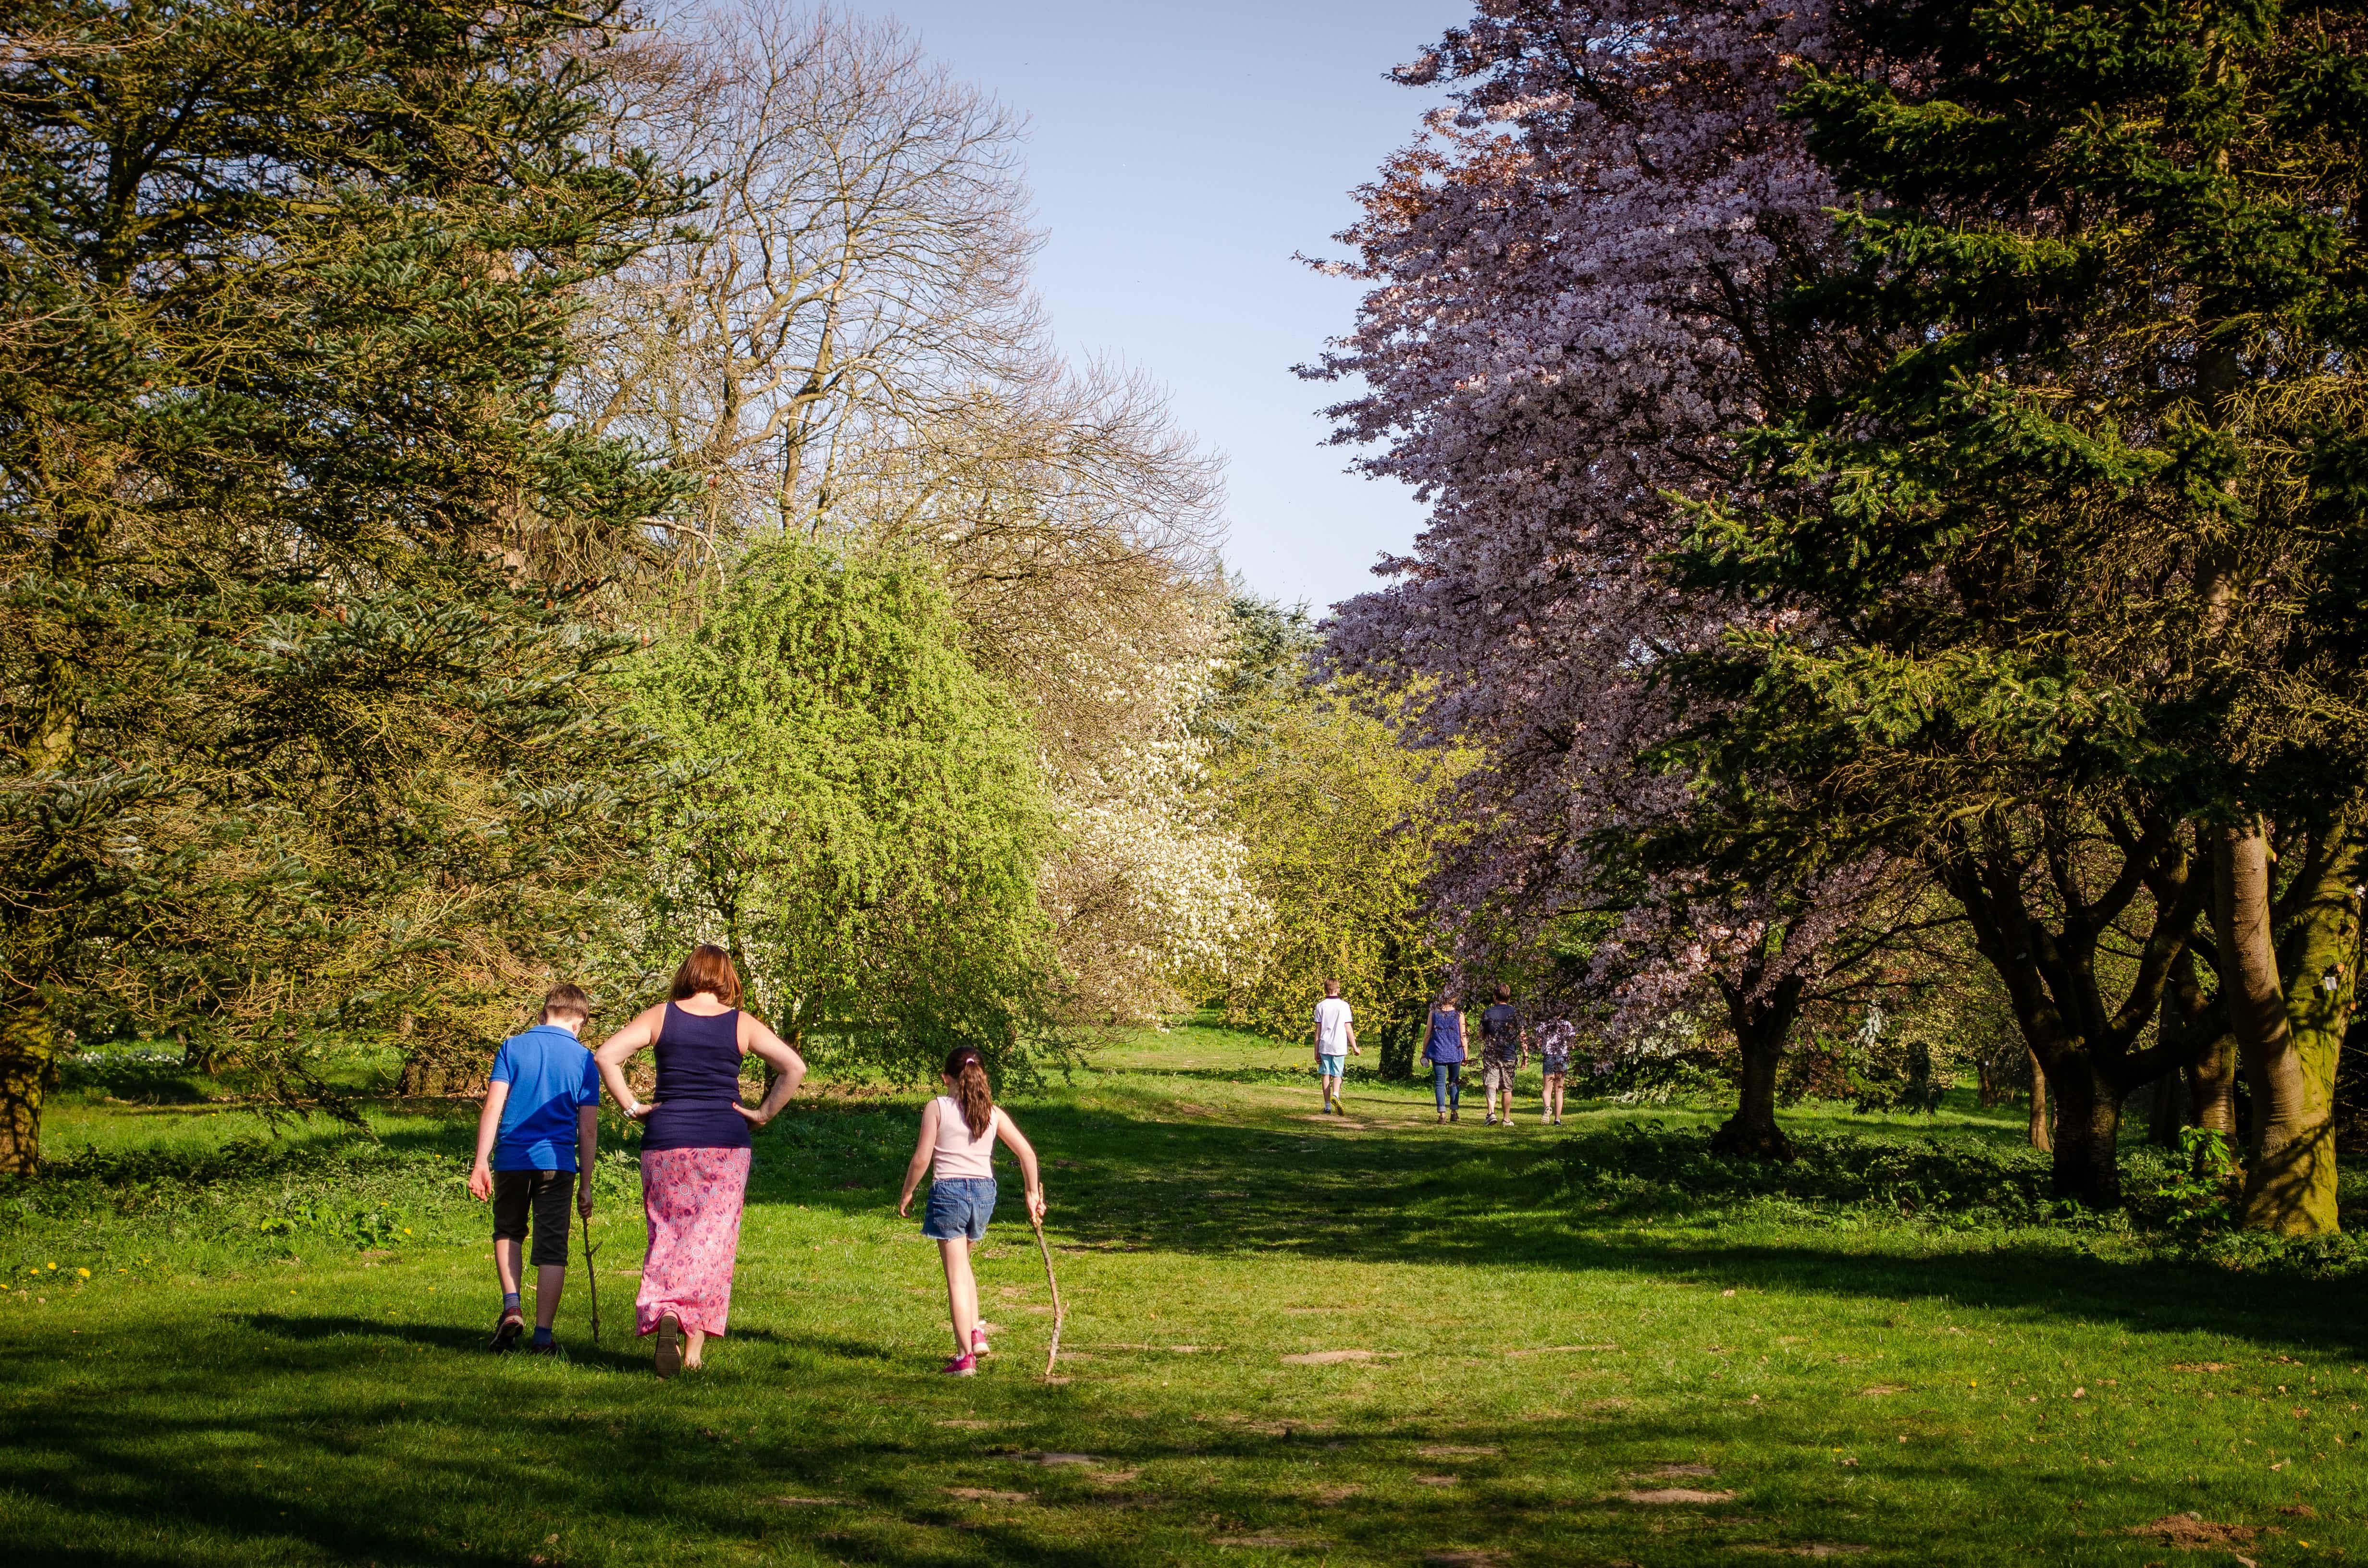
[568,0,1042,551]
[836,360,1224,761]
[572,3,1249,1024]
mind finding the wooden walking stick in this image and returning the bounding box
[1029,1212,1065,1378]
[580,1190,603,1348]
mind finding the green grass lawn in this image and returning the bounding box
[5,1022,2366,1566]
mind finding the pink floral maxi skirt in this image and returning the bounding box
[635,1146,751,1339]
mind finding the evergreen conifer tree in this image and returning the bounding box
[0,0,694,1171]
[1674,0,2368,1225]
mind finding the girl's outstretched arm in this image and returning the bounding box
[995,1112,1047,1222]
[593,1005,666,1118]
[897,1099,942,1217]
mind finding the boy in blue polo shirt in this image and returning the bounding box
[468,984,601,1354]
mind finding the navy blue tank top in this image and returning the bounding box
[640,1004,752,1152]
[1426,1007,1466,1064]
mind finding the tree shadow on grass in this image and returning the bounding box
[0,1323,2254,1568]
[902,1100,2368,1360]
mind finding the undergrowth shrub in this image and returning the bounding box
[56,1046,210,1102]
[1555,1123,2368,1277]
[1558,1121,2088,1229]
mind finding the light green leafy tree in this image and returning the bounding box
[1208,597,1470,1077]
[620,540,1060,1083]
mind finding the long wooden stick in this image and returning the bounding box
[580,1202,602,1348]
[1029,1214,1065,1378]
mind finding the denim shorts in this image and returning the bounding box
[1316,1052,1347,1077]
[923,1176,998,1241]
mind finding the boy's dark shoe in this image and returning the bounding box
[526,1338,562,1358]
[488,1313,526,1353]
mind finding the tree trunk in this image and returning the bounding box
[2047,1058,2123,1206]
[2188,1029,2239,1138]
[0,997,59,1176]
[2146,1069,2184,1146]
[1711,973,1805,1161]
[2211,819,2348,1234]
[2027,1048,2051,1152]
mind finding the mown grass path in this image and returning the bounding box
[4,1024,2364,1565]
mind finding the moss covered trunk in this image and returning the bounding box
[2211,818,2355,1233]
[0,998,58,1176]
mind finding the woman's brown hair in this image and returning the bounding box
[670,943,741,1008]
[942,1046,992,1140]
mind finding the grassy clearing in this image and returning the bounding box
[5,1021,2366,1566]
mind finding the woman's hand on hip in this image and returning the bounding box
[732,1102,768,1127]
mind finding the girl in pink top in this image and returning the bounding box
[896,1046,1046,1375]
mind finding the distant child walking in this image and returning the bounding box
[1479,983,1527,1127]
[1537,1015,1574,1126]
[1313,979,1359,1114]
[1424,994,1468,1123]
[469,983,602,1355]
[897,1047,1047,1376]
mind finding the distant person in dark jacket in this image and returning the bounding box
[1478,983,1527,1127]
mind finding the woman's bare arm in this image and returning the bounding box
[593,1004,666,1118]
[995,1111,1046,1222]
[733,1013,807,1125]
[898,1099,942,1215]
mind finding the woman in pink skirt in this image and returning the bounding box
[595,944,804,1377]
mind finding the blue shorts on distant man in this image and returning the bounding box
[1317,1052,1347,1078]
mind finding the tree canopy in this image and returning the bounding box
[622,540,1058,1082]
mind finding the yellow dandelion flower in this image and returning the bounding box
[75,1268,89,1278]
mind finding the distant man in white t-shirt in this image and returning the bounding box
[1313,979,1359,1115]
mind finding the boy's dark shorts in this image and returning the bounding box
[492,1169,575,1266]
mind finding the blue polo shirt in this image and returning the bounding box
[488,1024,602,1172]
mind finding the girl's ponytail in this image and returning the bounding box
[944,1047,993,1139]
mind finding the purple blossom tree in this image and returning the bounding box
[1306,0,1899,1153]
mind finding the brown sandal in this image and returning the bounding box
[654,1312,684,1379]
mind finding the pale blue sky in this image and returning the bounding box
[836,0,1463,613]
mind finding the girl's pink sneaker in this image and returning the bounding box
[972,1327,992,1356]
[942,1352,977,1377]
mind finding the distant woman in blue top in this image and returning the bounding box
[1424,994,1468,1124]
[596,945,805,1378]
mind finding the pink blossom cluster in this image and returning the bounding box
[1309,0,1871,1037]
